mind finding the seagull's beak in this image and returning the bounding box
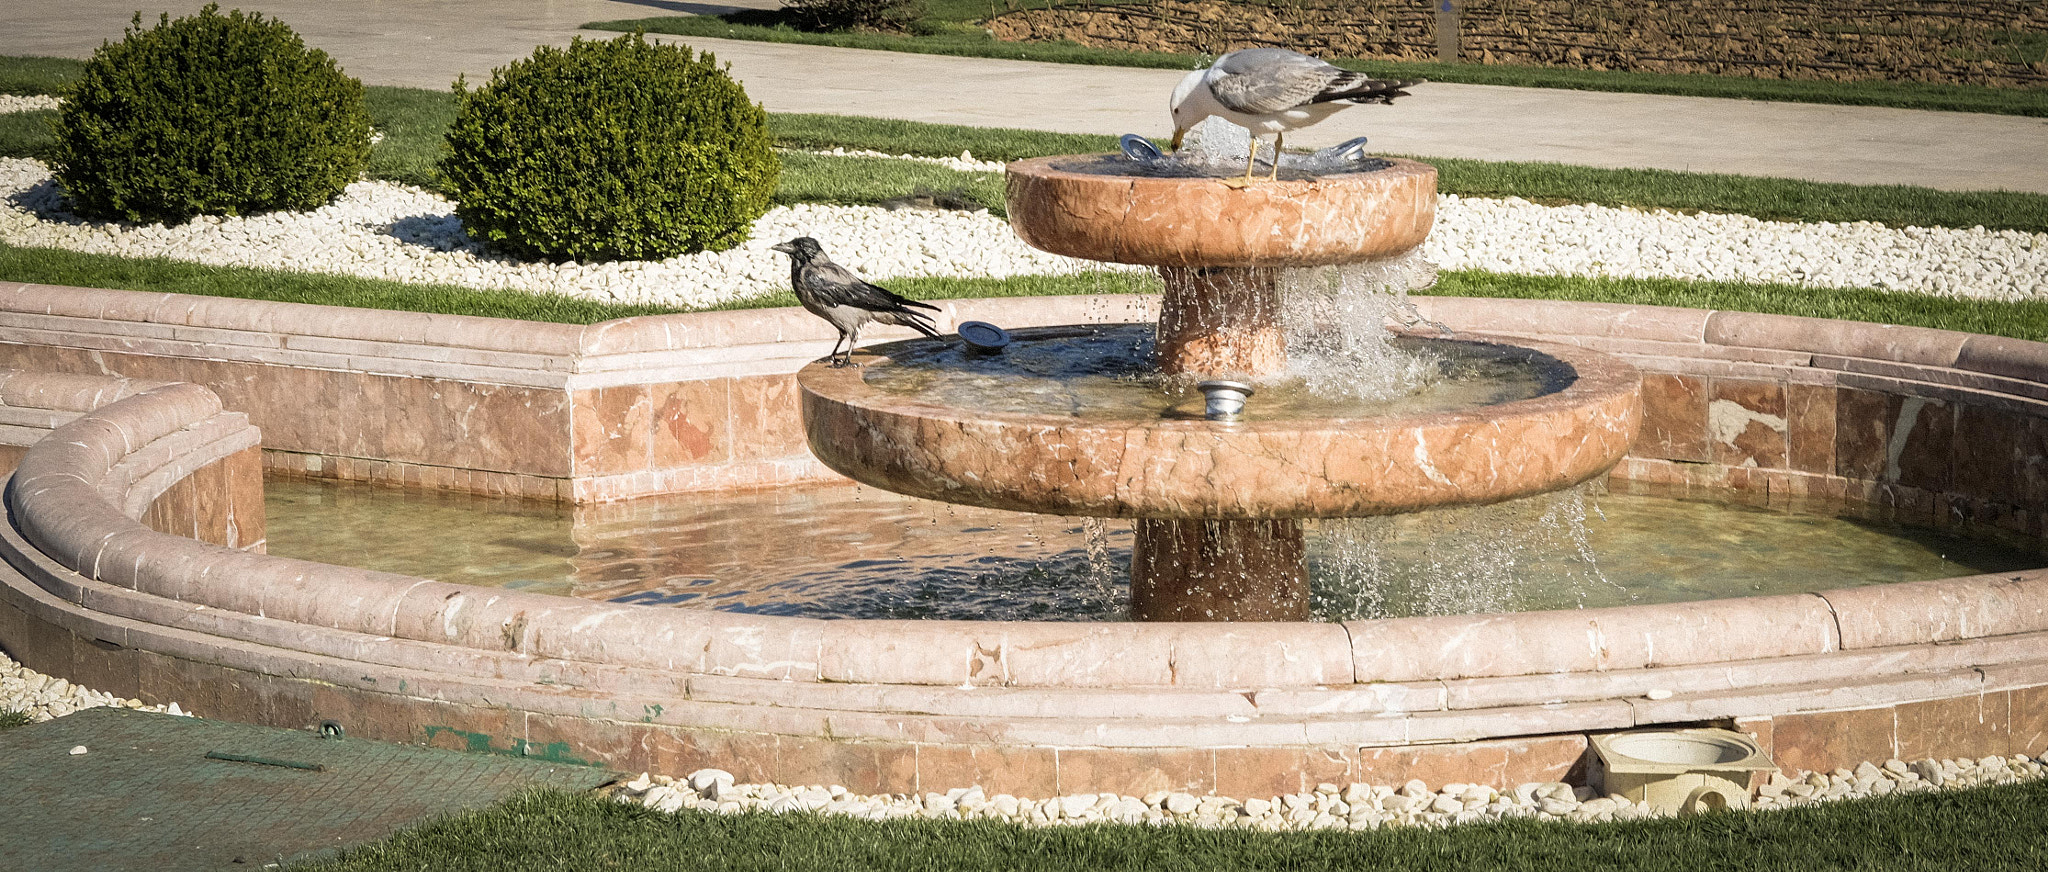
[1170,127,1187,151]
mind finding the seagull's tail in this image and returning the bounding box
[1318,76,1425,105]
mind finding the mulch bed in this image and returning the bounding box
[989,0,2048,89]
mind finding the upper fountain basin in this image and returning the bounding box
[799,333,1643,521]
[1005,155,1437,268]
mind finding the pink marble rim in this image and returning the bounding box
[797,334,1644,519]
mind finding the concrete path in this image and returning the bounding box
[0,707,614,871]
[8,0,2046,193]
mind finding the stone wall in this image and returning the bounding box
[0,370,261,550]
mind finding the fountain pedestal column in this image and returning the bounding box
[1146,264,1307,621]
[1132,519,1308,621]
[1156,266,1287,377]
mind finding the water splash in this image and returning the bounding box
[1074,119,1393,180]
[1308,484,1624,620]
[1176,116,1258,170]
[1279,251,1449,401]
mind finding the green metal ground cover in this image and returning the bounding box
[0,707,615,870]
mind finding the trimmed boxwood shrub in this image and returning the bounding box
[50,4,371,224]
[441,34,780,263]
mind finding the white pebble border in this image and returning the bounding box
[0,158,1105,310]
[0,95,63,114]
[792,146,1008,173]
[1,154,2042,310]
[608,749,2048,830]
[1,650,191,722]
[4,645,2046,828]
[1429,194,2047,301]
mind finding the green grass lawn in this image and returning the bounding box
[0,54,80,96]
[585,13,2048,119]
[0,242,683,324]
[297,781,2048,871]
[13,240,2048,346]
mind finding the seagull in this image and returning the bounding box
[1170,48,1422,186]
[770,236,941,367]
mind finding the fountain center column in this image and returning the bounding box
[1139,264,1310,622]
[1156,266,1287,377]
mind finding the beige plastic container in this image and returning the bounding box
[1589,728,1776,814]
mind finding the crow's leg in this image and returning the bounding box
[826,329,849,368]
[838,324,864,367]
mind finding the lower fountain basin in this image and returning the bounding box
[799,330,1643,520]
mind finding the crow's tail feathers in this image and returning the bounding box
[888,308,943,339]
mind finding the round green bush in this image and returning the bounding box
[50,4,371,225]
[441,34,781,263]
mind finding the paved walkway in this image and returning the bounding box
[7,0,2047,193]
[0,707,615,871]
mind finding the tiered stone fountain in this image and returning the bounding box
[799,152,1643,621]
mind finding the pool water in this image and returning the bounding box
[263,478,2041,622]
[862,325,1565,422]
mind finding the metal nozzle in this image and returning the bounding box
[1195,380,1255,420]
[1119,134,1165,163]
[1312,136,1373,163]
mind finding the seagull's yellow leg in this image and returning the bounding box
[1223,137,1258,188]
[1269,133,1285,181]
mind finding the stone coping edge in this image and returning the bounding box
[12,281,2048,392]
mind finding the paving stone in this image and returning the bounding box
[0,707,615,871]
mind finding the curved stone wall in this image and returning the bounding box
[2,290,2047,796]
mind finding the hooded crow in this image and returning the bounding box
[770,236,942,367]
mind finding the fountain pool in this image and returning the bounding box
[264,476,2040,622]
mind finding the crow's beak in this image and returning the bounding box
[1170,127,1186,151]
[770,242,793,254]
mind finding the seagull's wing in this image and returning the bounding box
[807,260,937,313]
[1209,48,1420,112]
[1204,48,1346,115]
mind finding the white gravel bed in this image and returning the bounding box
[613,749,2048,830]
[0,158,1105,309]
[791,146,1007,173]
[1430,194,2047,301]
[0,95,63,114]
[2,157,2044,309]
[1,650,191,722]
